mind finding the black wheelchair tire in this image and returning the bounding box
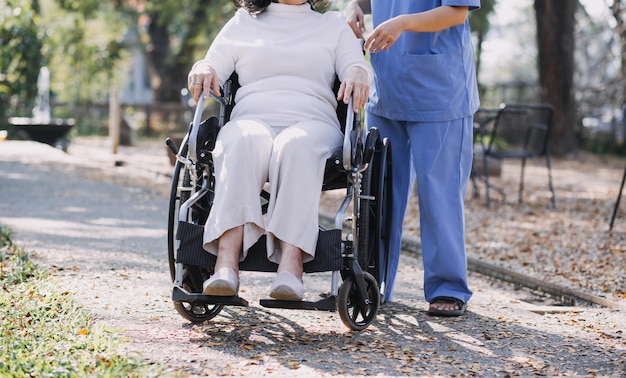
[376,138,393,301]
[356,165,372,271]
[337,272,380,331]
[357,138,392,301]
[167,160,184,282]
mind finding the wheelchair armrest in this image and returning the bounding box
[363,127,380,164]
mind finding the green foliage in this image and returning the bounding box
[2,0,325,135]
[469,0,496,38]
[0,225,11,248]
[0,225,166,377]
[55,0,100,17]
[0,1,45,124]
[43,0,127,104]
[469,0,497,101]
[140,0,235,101]
[0,224,42,289]
[2,0,237,132]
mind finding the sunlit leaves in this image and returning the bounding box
[0,0,44,118]
[54,0,100,17]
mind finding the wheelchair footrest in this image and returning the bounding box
[172,285,249,306]
[259,295,336,311]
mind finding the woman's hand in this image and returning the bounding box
[337,66,370,113]
[187,61,221,104]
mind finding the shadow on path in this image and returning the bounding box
[173,300,624,376]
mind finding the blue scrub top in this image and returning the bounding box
[367,0,481,122]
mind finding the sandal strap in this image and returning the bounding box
[430,296,464,308]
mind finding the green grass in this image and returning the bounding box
[0,225,166,377]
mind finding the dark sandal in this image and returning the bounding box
[427,296,467,317]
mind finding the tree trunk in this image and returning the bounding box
[611,0,626,108]
[534,0,578,156]
[146,12,174,102]
[469,0,496,102]
[146,3,212,103]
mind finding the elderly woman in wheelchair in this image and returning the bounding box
[167,0,393,330]
[187,0,371,301]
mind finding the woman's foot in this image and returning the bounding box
[269,271,304,301]
[203,267,239,296]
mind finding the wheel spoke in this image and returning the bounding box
[350,306,360,322]
[190,303,203,315]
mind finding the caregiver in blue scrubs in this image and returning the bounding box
[346,0,480,316]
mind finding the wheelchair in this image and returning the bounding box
[165,73,393,331]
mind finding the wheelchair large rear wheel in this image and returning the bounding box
[167,160,186,282]
[357,138,392,301]
[338,272,380,331]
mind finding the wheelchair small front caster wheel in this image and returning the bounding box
[173,270,224,323]
[174,299,223,323]
[338,272,380,330]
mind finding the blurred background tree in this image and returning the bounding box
[52,0,234,104]
[44,0,125,105]
[3,0,626,156]
[611,0,626,110]
[0,0,44,129]
[113,0,234,103]
[469,0,496,100]
[1,0,234,136]
[535,0,577,156]
[478,0,626,156]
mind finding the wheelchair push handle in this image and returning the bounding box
[165,137,179,155]
[342,96,374,172]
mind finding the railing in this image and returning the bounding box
[50,100,221,139]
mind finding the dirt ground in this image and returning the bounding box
[319,144,626,306]
[462,151,626,304]
[0,138,624,376]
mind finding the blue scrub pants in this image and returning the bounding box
[367,113,474,304]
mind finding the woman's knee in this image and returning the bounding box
[274,121,341,158]
[218,119,274,156]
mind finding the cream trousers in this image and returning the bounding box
[202,118,343,264]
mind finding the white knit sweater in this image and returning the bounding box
[204,2,372,127]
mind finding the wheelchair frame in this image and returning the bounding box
[165,74,392,331]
